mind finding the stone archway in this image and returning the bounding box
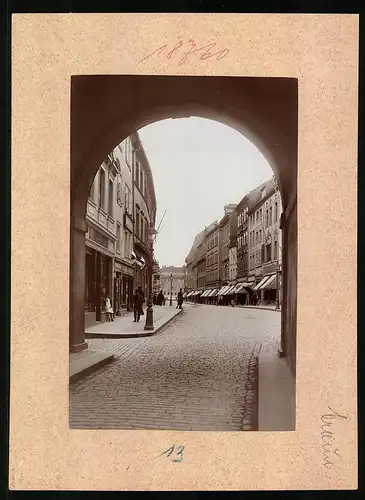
[70,75,298,377]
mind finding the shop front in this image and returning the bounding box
[84,244,113,327]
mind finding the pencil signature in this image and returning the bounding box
[138,40,230,66]
[321,406,347,470]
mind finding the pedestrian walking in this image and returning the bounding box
[137,286,145,315]
[177,288,183,309]
[132,289,144,322]
[104,294,114,322]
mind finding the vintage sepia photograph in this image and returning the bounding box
[69,75,298,432]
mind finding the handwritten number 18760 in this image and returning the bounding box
[158,445,184,463]
[138,40,229,66]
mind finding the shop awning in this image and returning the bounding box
[201,289,211,297]
[218,285,229,295]
[195,290,203,296]
[210,289,219,297]
[260,274,277,290]
[253,275,271,291]
[224,285,236,295]
[187,291,195,297]
[235,283,248,294]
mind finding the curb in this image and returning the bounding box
[85,309,183,339]
[69,354,115,384]
[251,356,259,431]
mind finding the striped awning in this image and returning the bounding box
[223,285,236,295]
[218,285,230,295]
[260,274,277,290]
[187,291,195,297]
[253,275,271,291]
[201,289,211,297]
[209,289,219,297]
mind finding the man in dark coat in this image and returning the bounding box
[133,289,144,322]
[177,289,183,309]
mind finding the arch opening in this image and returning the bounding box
[70,75,298,382]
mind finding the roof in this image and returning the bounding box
[185,228,206,264]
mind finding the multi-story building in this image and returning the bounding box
[195,240,207,290]
[205,221,220,289]
[85,151,120,327]
[84,131,157,327]
[249,176,282,304]
[219,205,236,286]
[131,132,157,301]
[113,140,134,313]
[228,210,238,284]
[236,196,249,282]
[160,266,185,298]
[184,229,205,291]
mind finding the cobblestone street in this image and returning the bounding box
[69,304,281,431]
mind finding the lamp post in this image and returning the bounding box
[144,226,157,331]
[276,261,281,310]
[169,273,173,306]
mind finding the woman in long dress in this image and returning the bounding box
[105,294,114,322]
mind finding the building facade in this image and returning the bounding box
[236,196,249,283]
[249,176,282,304]
[205,222,220,289]
[228,210,238,284]
[219,205,236,286]
[131,133,157,301]
[84,132,156,327]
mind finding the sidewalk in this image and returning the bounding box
[85,305,183,338]
[70,305,183,382]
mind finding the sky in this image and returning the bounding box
[138,117,273,268]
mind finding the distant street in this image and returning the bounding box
[70,304,280,431]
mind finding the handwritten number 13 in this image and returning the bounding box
[159,445,184,463]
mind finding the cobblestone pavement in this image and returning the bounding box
[69,305,280,431]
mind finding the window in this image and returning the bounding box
[269,207,273,226]
[273,240,278,260]
[124,184,131,214]
[274,202,278,222]
[136,210,140,237]
[135,161,140,189]
[144,176,147,199]
[117,177,122,203]
[116,223,121,253]
[266,243,272,262]
[99,168,105,210]
[108,179,114,217]
[140,169,144,194]
[256,212,259,222]
[265,209,269,227]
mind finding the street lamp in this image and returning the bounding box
[276,261,281,310]
[144,225,157,331]
[169,273,173,306]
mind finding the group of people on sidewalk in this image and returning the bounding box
[152,289,184,309]
[104,286,185,326]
